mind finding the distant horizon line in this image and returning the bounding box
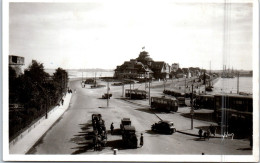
[44,68,253,72]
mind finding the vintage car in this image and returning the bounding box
[122,126,138,148]
[151,120,176,134]
[120,118,131,131]
[102,93,112,99]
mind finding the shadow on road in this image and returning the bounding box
[71,123,102,154]
[106,139,125,150]
[109,128,122,136]
[79,123,92,131]
[145,129,172,136]
[135,108,165,114]
[181,112,216,123]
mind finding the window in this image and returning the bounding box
[12,56,17,63]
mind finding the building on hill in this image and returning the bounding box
[114,59,153,79]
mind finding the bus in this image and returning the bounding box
[125,89,147,99]
[151,96,178,112]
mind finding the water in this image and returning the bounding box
[45,69,114,79]
[213,77,252,94]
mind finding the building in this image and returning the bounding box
[114,59,153,79]
[171,63,179,72]
[9,55,25,77]
[150,62,171,79]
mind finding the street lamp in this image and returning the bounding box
[190,83,194,130]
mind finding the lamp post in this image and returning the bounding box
[107,81,109,107]
[149,79,151,105]
[190,83,194,130]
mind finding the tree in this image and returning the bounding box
[24,60,49,84]
[53,67,68,95]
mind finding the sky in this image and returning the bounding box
[9,1,253,70]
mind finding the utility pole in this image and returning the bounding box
[164,79,166,91]
[237,72,239,94]
[184,77,186,93]
[122,83,124,97]
[107,81,109,107]
[130,83,132,99]
[145,77,147,91]
[149,80,151,105]
[190,84,194,130]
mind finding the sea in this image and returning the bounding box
[45,69,114,79]
[213,77,253,94]
[46,69,253,94]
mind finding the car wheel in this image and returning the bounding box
[169,130,173,134]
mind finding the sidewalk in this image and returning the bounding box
[9,93,72,154]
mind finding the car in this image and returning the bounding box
[122,126,138,148]
[102,93,112,99]
[120,118,131,131]
[151,120,176,134]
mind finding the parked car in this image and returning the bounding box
[151,120,176,134]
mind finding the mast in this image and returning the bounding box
[237,72,239,94]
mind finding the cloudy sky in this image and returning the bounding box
[9,1,253,70]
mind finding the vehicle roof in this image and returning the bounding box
[124,126,136,131]
[152,96,177,101]
[159,120,174,124]
[122,118,131,121]
[214,94,252,99]
[92,114,101,116]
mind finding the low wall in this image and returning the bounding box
[9,93,72,152]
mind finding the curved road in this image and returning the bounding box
[29,79,251,155]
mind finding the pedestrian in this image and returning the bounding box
[140,133,144,147]
[203,132,207,140]
[61,99,64,105]
[207,129,211,140]
[209,124,216,136]
[198,129,203,139]
[110,122,114,135]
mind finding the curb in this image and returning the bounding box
[177,130,222,138]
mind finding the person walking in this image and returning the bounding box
[140,133,144,147]
[110,122,114,135]
[207,129,211,140]
[198,129,203,139]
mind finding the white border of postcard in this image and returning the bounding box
[2,0,259,162]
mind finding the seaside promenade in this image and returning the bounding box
[8,77,251,156]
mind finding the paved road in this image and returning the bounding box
[29,79,251,155]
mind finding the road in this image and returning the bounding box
[28,79,251,155]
